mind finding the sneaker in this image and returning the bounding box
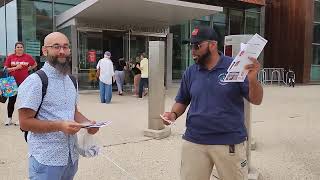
[4,117,12,126]
[13,120,19,126]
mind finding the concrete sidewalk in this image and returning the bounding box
[0,85,319,180]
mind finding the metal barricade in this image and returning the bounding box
[271,69,281,85]
[258,69,267,85]
[259,68,287,85]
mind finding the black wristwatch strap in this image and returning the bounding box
[171,112,178,120]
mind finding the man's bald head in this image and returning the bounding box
[42,32,71,75]
[44,32,69,46]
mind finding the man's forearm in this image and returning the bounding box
[171,102,188,119]
[6,67,17,72]
[74,110,90,124]
[20,118,62,133]
[248,79,263,105]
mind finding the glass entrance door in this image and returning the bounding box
[78,30,103,90]
[129,35,148,61]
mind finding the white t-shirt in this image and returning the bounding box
[96,58,114,85]
[140,58,148,78]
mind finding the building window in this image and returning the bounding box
[229,9,244,35]
[244,10,260,34]
[212,10,227,51]
[170,22,190,80]
[53,0,85,15]
[315,0,320,22]
[0,0,18,66]
[0,0,6,61]
[311,0,320,81]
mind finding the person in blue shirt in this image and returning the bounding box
[161,26,263,180]
[17,32,99,180]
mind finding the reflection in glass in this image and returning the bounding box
[6,0,18,55]
[245,11,260,34]
[171,22,189,80]
[314,1,320,22]
[313,45,320,65]
[78,31,102,90]
[311,45,320,81]
[213,23,226,51]
[212,11,227,51]
[0,1,6,58]
[313,24,320,44]
[229,10,244,35]
[54,0,84,15]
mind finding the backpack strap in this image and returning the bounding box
[23,71,77,142]
[22,70,48,142]
[68,75,78,90]
[35,70,48,118]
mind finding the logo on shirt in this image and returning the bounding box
[218,73,228,85]
[11,61,29,66]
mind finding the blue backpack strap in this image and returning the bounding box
[22,70,48,142]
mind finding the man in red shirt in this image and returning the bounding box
[4,42,37,126]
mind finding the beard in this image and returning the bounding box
[47,55,71,75]
[194,47,211,67]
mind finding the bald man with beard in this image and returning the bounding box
[17,32,99,180]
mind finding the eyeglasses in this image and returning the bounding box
[189,41,216,50]
[45,44,70,51]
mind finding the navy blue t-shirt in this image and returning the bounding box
[175,53,249,145]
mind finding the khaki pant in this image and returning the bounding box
[180,140,248,180]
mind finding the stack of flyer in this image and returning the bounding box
[224,34,268,82]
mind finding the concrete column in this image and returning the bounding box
[260,6,266,67]
[71,25,78,77]
[244,100,260,180]
[166,33,173,88]
[244,100,251,167]
[144,41,171,139]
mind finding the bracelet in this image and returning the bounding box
[171,112,178,120]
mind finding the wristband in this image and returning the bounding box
[171,112,178,120]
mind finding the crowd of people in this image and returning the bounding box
[95,51,149,103]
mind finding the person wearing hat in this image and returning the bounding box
[96,51,115,103]
[161,26,263,180]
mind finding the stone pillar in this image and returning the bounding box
[244,100,252,167]
[144,41,171,139]
[244,100,260,180]
[70,25,78,78]
[166,33,173,88]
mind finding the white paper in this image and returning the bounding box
[81,121,112,128]
[159,114,175,126]
[224,34,268,82]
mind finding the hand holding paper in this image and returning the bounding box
[81,120,112,128]
[160,114,175,126]
[224,34,267,82]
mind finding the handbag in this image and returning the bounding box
[0,94,7,103]
[0,68,18,97]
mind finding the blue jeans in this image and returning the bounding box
[115,70,125,94]
[99,81,112,103]
[138,78,148,98]
[29,156,78,180]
